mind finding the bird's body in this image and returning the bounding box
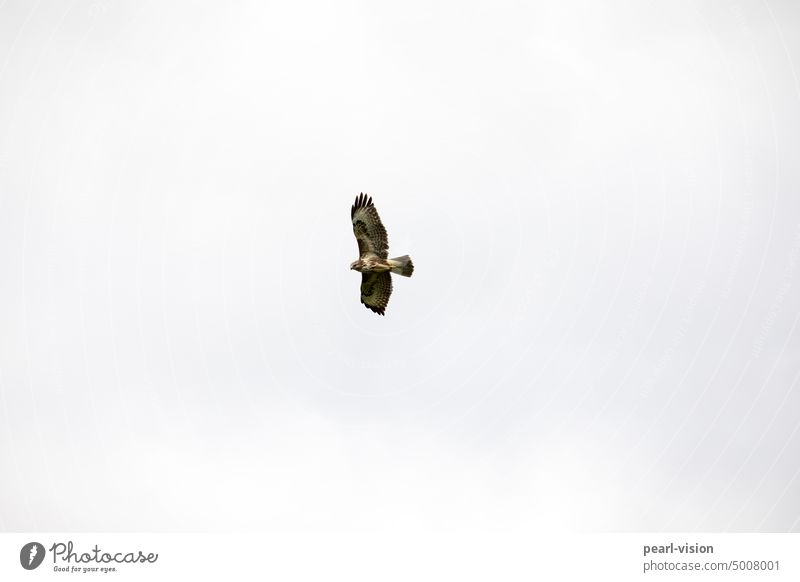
[350,256,392,273]
[350,193,413,315]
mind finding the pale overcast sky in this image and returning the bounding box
[1,0,799,532]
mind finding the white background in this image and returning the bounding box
[1,0,799,532]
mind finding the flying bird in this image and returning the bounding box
[350,193,414,315]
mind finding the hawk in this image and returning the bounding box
[350,193,414,315]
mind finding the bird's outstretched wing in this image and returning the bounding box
[360,272,392,315]
[351,193,388,259]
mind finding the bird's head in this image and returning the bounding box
[350,260,359,271]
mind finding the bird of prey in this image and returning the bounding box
[350,193,414,315]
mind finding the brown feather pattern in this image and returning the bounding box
[351,192,388,259]
[360,272,392,315]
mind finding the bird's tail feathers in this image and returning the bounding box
[389,255,414,277]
